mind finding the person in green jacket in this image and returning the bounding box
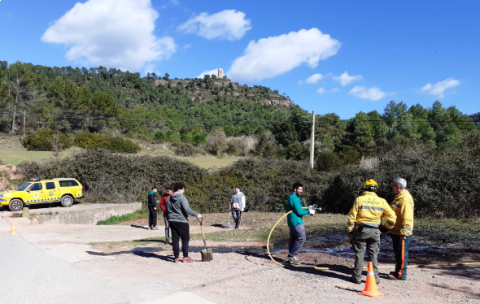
[286,182,315,265]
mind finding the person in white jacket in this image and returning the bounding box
[230,187,246,229]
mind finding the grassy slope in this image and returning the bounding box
[0,136,237,169]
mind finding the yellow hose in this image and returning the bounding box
[266,209,480,270]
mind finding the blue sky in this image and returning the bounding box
[1,0,479,117]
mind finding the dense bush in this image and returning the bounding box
[254,132,278,158]
[316,152,342,171]
[16,137,480,218]
[17,149,329,213]
[17,149,207,203]
[205,130,227,155]
[74,132,140,153]
[154,131,166,142]
[319,148,480,218]
[174,142,198,157]
[23,129,72,151]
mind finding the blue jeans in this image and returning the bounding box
[288,224,306,257]
[164,217,170,241]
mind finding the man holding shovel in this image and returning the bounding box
[166,182,202,263]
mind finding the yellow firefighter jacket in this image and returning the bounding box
[388,189,414,236]
[347,192,396,233]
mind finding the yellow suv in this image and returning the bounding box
[0,178,84,211]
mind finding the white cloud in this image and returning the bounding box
[420,77,460,98]
[228,28,340,83]
[178,10,251,41]
[183,44,192,50]
[349,86,393,101]
[305,73,324,84]
[41,0,177,72]
[317,87,340,94]
[196,69,219,79]
[333,71,363,86]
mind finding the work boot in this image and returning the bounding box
[349,276,362,284]
[388,271,405,280]
[293,256,304,263]
[183,257,194,263]
[174,258,180,263]
[287,256,300,266]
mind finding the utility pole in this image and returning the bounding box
[23,110,26,137]
[310,111,315,169]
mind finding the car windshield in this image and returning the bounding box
[18,183,31,191]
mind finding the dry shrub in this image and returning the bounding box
[359,156,379,170]
[205,130,227,155]
[226,135,258,155]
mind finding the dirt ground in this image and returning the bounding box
[2,214,480,303]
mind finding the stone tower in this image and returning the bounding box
[218,68,224,78]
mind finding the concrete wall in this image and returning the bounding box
[30,203,143,225]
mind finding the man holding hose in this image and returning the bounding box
[286,182,315,266]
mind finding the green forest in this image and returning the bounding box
[0,60,479,161]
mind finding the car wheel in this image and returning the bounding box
[60,195,74,207]
[9,199,23,212]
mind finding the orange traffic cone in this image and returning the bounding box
[9,221,18,235]
[359,261,383,298]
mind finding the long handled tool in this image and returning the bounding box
[199,218,213,261]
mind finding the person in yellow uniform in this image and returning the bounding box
[388,178,414,280]
[347,180,396,284]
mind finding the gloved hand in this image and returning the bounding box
[308,205,316,216]
[348,232,354,244]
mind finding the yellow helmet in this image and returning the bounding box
[363,179,378,191]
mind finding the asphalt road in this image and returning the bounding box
[0,219,215,304]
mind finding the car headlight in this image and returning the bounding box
[0,193,4,199]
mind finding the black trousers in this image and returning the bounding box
[169,221,190,258]
[148,206,157,228]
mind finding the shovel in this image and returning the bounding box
[199,218,213,262]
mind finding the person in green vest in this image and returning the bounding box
[286,182,315,265]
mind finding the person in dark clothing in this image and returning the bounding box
[159,186,173,243]
[148,186,159,230]
[166,182,202,263]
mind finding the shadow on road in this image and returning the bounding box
[86,248,173,262]
[130,225,149,230]
[431,283,480,299]
[237,250,353,282]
